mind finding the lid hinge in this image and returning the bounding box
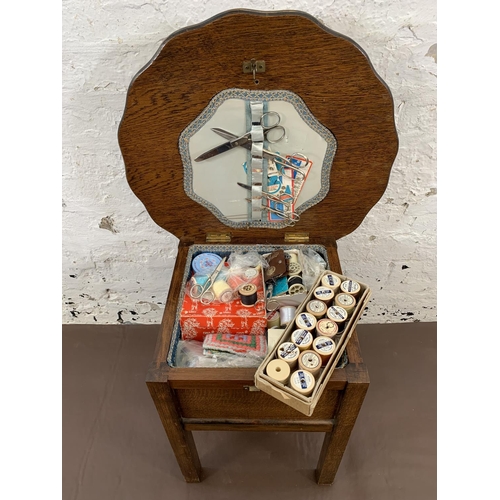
[206,232,231,243]
[284,232,309,243]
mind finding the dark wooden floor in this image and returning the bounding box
[63,322,436,500]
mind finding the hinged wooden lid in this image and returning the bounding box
[118,9,398,243]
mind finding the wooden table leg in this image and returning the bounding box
[147,381,203,482]
[315,364,369,485]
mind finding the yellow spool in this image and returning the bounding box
[266,359,291,384]
[213,280,233,302]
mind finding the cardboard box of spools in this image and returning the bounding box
[254,270,371,416]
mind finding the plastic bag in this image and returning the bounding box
[300,248,327,290]
[175,340,265,368]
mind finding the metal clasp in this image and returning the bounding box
[243,59,266,84]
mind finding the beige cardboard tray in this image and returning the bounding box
[254,270,371,416]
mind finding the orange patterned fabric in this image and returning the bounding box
[180,290,267,341]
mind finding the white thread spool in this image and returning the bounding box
[289,369,315,396]
[321,273,342,292]
[277,342,300,368]
[266,359,291,384]
[313,336,336,366]
[279,306,296,327]
[291,329,313,351]
[298,350,322,378]
[306,299,327,319]
[334,293,356,315]
[340,279,361,298]
[295,312,317,332]
[285,251,299,264]
[313,286,335,305]
[315,318,338,339]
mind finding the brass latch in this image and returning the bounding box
[284,232,309,243]
[243,59,265,84]
[206,232,231,243]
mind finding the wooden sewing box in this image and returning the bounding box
[118,9,398,485]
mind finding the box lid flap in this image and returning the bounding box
[118,9,398,242]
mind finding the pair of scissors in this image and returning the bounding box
[194,111,287,162]
[198,127,309,179]
[189,257,227,304]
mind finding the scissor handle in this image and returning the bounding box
[189,282,205,299]
[199,290,215,305]
[261,111,286,144]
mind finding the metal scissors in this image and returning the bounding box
[198,127,309,179]
[194,111,302,163]
[189,257,227,304]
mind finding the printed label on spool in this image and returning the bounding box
[291,329,313,351]
[278,342,299,364]
[314,338,335,353]
[306,300,327,318]
[296,312,317,331]
[266,358,291,384]
[313,336,336,365]
[340,280,360,295]
[327,305,348,323]
[316,318,338,338]
[290,369,315,396]
[313,286,334,303]
[298,350,321,377]
[321,274,341,290]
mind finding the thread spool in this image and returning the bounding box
[321,273,342,292]
[244,267,262,288]
[266,359,291,384]
[277,342,300,368]
[335,293,356,314]
[287,261,302,276]
[327,305,349,326]
[291,329,313,351]
[315,318,339,339]
[295,312,317,332]
[238,283,258,307]
[313,336,336,366]
[306,299,327,319]
[190,274,209,288]
[340,279,361,297]
[313,286,335,305]
[289,369,315,396]
[213,280,234,303]
[287,275,306,295]
[298,350,322,378]
[279,306,296,326]
[267,309,281,329]
[285,251,299,264]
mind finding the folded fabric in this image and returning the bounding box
[203,333,267,358]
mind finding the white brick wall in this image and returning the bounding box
[62,1,436,324]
